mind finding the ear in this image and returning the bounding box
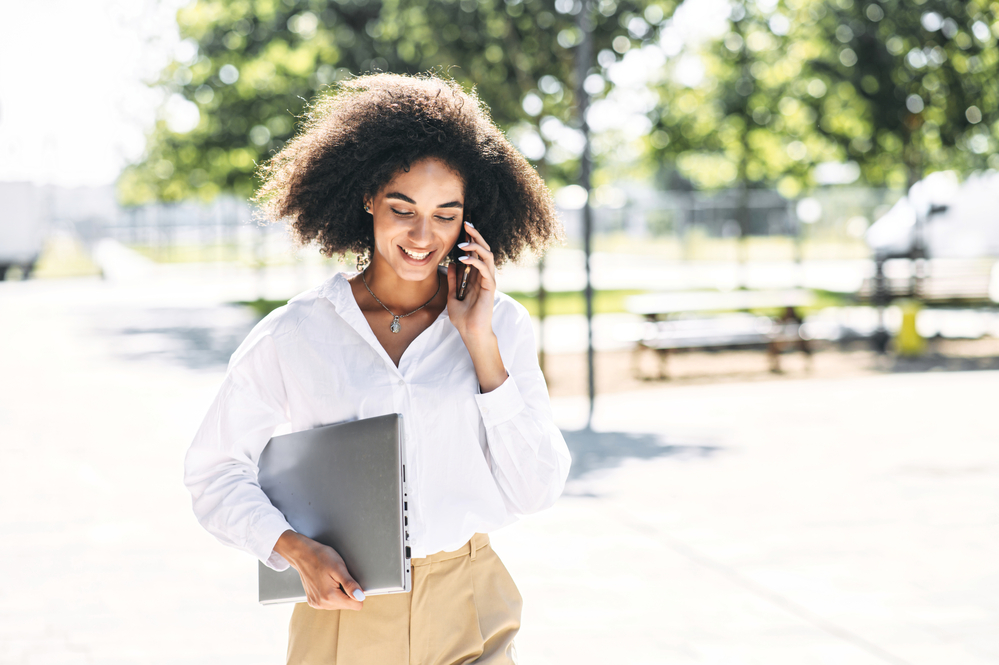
[363,195,372,212]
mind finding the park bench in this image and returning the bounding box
[625,290,815,379]
[857,258,997,305]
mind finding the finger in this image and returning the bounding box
[317,592,363,611]
[340,580,366,603]
[456,255,495,289]
[464,221,490,252]
[328,565,366,603]
[330,584,365,610]
[315,583,363,610]
[456,241,493,264]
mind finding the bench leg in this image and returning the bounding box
[633,345,672,381]
[799,338,814,373]
[768,341,782,373]
[631,345,644,380]
[657,348,670,380]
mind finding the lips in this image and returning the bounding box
[399,246,435,263]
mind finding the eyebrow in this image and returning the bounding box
[385,191,463,209]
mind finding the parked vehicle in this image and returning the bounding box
[0,182,44,280]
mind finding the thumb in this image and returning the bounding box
[337,572,366,602]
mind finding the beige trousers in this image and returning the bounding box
[287,533,522,665]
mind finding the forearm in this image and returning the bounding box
[273,529,318,568]
[462,330,508,393]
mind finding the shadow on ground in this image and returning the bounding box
[888,354,999,373]
[560,428,722,483]
[101,306,256,370]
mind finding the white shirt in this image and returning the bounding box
[183,271,572,570]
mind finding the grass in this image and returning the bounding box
[506,289,647,317]
[237,288,849,320]
[32,236,101,278]
[237,299,290,319]
[235,289,649,320]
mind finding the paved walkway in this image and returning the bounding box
[1,274,997,664]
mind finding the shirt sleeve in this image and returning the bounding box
[183,330,296,571]
[473,300,572,515]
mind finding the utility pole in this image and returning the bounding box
[576,1,596,427]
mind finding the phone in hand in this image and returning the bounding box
[450,224,476,301]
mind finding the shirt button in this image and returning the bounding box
[482,407,490,414]
[398,379,405,386]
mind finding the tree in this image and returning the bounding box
[800,0,999,188]
[118,0,674,204]
[647,0,843,202]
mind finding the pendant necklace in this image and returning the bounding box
[361,269,442,334]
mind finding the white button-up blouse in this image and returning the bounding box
[183,271,572,570]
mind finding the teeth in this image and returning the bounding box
[402,248,431,260]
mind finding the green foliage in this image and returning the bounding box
[649,0,843,197]
[800,0,999,186]
[120,0,673,205]
[649,0,999,196]
[121,0,999,205]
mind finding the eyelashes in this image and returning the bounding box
[390,208,456,222]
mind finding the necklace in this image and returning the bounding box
[361,269,442,334]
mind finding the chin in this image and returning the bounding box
[390,258,439,282]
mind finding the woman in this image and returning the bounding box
[184,73,571,664]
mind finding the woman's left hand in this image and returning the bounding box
[447,221,497,341]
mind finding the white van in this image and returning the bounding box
[0,181,44,279]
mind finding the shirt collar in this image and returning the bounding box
[322,269,450,322]
[320,270,357,313]
[319,270,452,376]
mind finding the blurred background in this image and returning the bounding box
[2,0,998,663]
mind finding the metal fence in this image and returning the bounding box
[23,183,902,264]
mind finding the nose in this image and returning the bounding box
[409,215,432,246]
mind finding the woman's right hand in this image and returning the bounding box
[274,530,365,611]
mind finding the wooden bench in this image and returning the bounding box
[626,290,815,379]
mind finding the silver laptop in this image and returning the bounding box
[256,413,411,604]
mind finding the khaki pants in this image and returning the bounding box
[287,533,522,665]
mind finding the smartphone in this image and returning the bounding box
[450,226,476,301]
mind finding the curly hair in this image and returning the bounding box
[254,73,562,266]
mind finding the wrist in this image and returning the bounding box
[462,332,507,393]
[461,328,498,352]
[273,529,309,565]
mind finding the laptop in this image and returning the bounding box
[256,413,411,604]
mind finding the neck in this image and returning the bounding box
[363,256,441,312]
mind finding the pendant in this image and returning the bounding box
[390,316,401,334]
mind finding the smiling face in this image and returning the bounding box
[364,158,465,282]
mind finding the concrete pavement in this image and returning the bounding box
[1,273,997,664]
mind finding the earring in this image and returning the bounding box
[356,251,370,272]
[364,205,371,213]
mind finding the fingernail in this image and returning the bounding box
[465,221,474,228]
[457,242,469,248]
[353,589,366,601]
[458,255,470,261]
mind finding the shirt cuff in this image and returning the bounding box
[250,511,295,572]
[474,374,527,429]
